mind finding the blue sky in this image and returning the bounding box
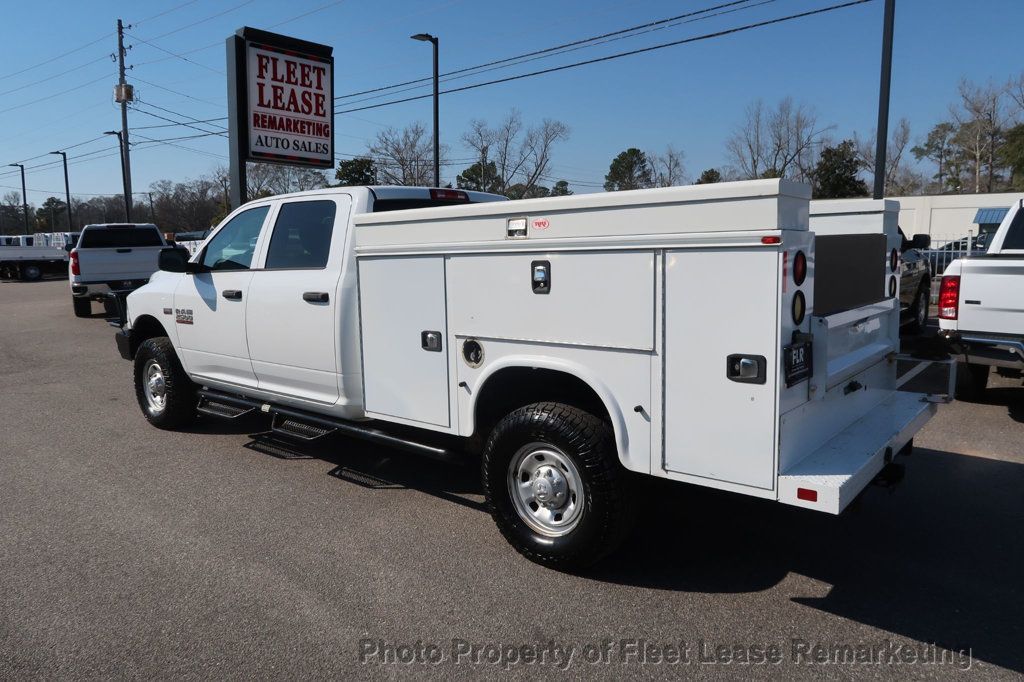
[1,0,1022,201]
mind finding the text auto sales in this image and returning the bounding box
[251,53,330,156]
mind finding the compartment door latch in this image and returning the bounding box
[726,354,766,384]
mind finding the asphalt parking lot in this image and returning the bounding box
[1,279,1022,678]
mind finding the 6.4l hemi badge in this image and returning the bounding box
[175,308,194,325]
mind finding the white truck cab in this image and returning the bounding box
[69,223,168,317]
[114,182,951,569]
[938,199,1024,398]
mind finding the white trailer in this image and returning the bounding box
[117,180,951,569]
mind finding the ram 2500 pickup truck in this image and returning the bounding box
[113,182,951,569]
[939,199,1024,399]
[69,223,168,317]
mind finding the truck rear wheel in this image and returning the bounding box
[907,283,929,334]
[482,402,633,570]
[72,296,91,317]
[133,337,197,429]
[20,264,42,281]
[955,362,989,401]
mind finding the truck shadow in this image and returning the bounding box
[226,419,1021,672]
[591,448,1024,672]
[972,386,1024,424]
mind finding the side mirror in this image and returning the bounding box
[158,247,196,274]
[64,243,74,253]
[902,233,930,251]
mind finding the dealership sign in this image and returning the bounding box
[227,27,335,201]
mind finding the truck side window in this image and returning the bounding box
[201,206,270,271]
[263,200,336,269]
[1002,209,1024,250]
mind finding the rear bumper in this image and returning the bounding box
[942,331,1024,369]
[71,279,149,298]
[778,391,937,514]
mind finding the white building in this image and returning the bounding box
[890,191,1024,241]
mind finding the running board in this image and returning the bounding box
[197,395,255,419]
[196,388,460,462]
[268,413,335,441]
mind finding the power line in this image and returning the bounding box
[337,0,874,115]
[0,33,112,82]
[132,117,228,131]
[131,76,225,108]
[0,73,112,115]
[338,0,778,109]
[126,32,226,75]
[130,102,228,136]
[133,0,203,26]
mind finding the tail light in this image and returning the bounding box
[429,188,468,202]
[70,249,80,276]
[938,275,960,319]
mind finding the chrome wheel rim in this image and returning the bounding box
[507,443,584,537]
[143,359,167,413]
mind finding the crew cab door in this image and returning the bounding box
[246,197,350,404]
[174,205,271,387]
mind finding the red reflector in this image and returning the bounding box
[793,250,807,286]
[761,235,782,245]
[70,249,80,276]
[938,275,960,320]
[797,488,817,502]
[429,188,469,201]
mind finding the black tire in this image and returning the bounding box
[72,296,91,317]
[482,402,633,570]
[20,264,42,281]
[906,282,930,334]
[133,337,197,429]
[955,362,989,402]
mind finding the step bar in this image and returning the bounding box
[196,388,458,462]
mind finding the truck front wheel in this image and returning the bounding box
[133,337,197,429]
[482,402,633,570]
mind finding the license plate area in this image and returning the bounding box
[784,339,813,387]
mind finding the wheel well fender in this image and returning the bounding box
[129,314,170,358]
[467,356,630,463]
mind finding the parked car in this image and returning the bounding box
[897,227,932,333]
[939,199,1024,399]
[112,182,947,569]
[69,223,168,317]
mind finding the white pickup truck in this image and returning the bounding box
[69,223,168,317]
[939,199,1024,399]
[113,182,951,569]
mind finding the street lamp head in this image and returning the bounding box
[410,33,436,42]
[104,130,120,137]
[8,163,22,168]
[49,151,63,156]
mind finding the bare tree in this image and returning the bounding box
[726,98,830,182]
[649,145,686,187]
[460,110,569,198]
[369,122,443,186]
[856,118,921,194]
[951,79,1008,193]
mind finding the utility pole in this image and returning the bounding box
[7,163,29,232]
[872,0,895,199]
[49,151,73,230]
[115,19,134,220]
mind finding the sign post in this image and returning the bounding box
[226,27,334,209]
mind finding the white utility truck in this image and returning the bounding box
[69,223,168,317]
[938,198,1024,399]
[113,181,951,568]
[0,235,68,280]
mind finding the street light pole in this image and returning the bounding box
[49,151,73,230]
[105,131,131,220]
[7,163,29,232]
[411,33,440,187]
[872,0,896,199]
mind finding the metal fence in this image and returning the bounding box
[919,232,990,277]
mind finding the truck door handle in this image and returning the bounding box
[303,291,329,303]
[221,289,242,300]
[116,248,132,253]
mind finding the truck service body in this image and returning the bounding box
[939,198,1024,397]
[0,234,69,280]
[114,180,949,567]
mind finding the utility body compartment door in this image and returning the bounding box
[358,256,450,428]
[663,249,779,489]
